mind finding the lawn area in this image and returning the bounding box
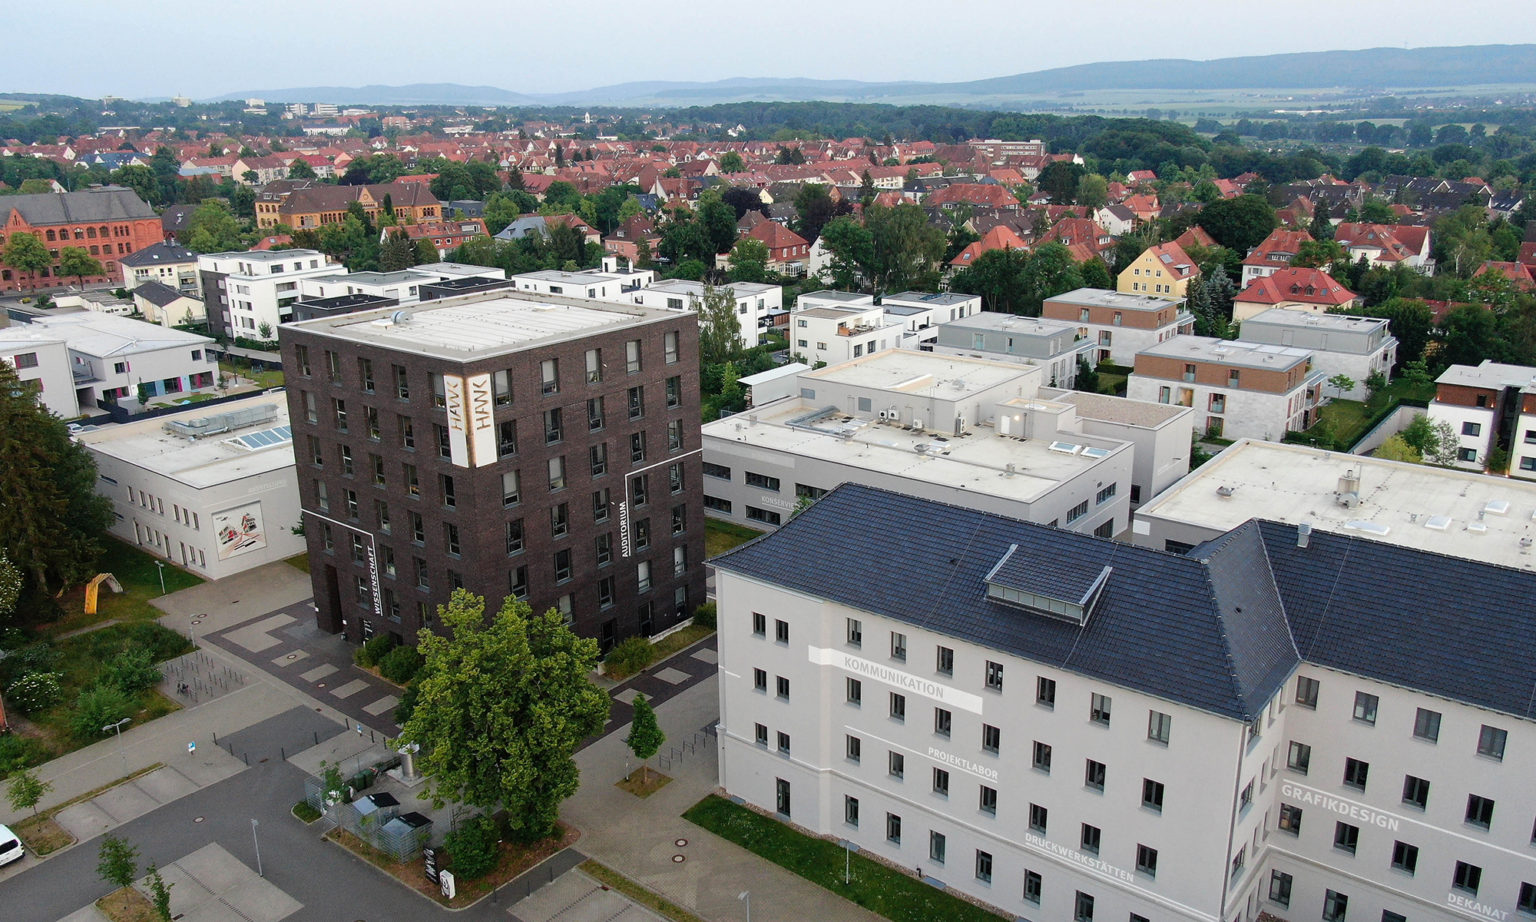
[580,860,707,922]
[50,538,203,638]
[1096,372,1127,397]
[651,623,712,661]
[683,795,1006,922]
[219,359,285,390]
[705,519,764,558]
[284,552,311,574]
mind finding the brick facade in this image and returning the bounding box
[280,300,706,650]
[1,198,163,292]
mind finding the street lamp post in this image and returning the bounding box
[251,818,262,877]
[103,717,131,774]
[154,560,166,595]
[737,890,751,922]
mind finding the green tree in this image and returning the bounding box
[397,589,607,839]
[0,365,114,618]
[1196,195,1278,253]
[1081,257,1112,290]
[1433,205,1492,277]
[110,164,160,206]
[379,230,417,272]
[697,284,746,365]
[718,152,745,173]
[146,865,173,922]
[1399,413,1437,456]
[792,183,836,243]
[1076,174,1109,210]
[97,834,138,889]
[1327,373,1356,397]
[1427,418,1460,466]
[696,191,739,256]
[727,237,769,284]
[864,204,945,293]
[287,159,317,180]
[951,247,1030,313]
[72,684,133,741]
[819,216,872,290]
[625,694,665,784]
[1292,240,1347,269]
[58,247,105,287]
[1037,161,1086,203]
[1020,242,1085,316]
[183,200,243,253]
[1359,197,1396,224]
[443,814,500,879]
[3,232,52,290]
[1376,434,1422,463]
[6,767,51,816]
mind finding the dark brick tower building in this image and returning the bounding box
[280,290,705,650]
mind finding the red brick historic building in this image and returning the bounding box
[0,188,162,292]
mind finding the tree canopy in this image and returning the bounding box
[397,589,608,838]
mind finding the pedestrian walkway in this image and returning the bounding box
[512,867,669,922]
[595,634,718,745]
[564,675,884,922]
[53,842,302,922]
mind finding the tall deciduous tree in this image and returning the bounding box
[0,365,114,621]
[792,183,836,244]
[727,238,769,284]
[718,152,745,173]
[1196,195,1278,253]
[97,834,138,889]
[863,204,945,293]
[398,589,607,839]
[58,247,104,287]
[5,767,50,815]
[697,284,745,366]
[3,232,52,290]
[183,201,243,254]
[379,230,417,272]
[625,694,665,784]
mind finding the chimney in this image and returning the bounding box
[1297,522,1312,549]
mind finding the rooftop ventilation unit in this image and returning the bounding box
[1297,522,1312,548]
[1216,485,1236,498]
[164,404,278,439]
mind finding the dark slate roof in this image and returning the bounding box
[714,483,1297,721]
[0,187,155,226]
[132,281,185,308]
[120,241,196,268]
[1255,520,1536,723]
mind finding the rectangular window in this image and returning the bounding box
[1143,778,1164,812]
[666,375,682,408]
[409,512,425,543]
[1466,793,1494,828]
[775,675,789,699]
[754,723,767,746]
[545,408,564,444]
[982,724,1001,755]
[593,488,611,522]
[1402,774,1430,809]
[888,751,904,780]
[846,677,862,706]
[932,767,949,797]
[625,339,642,374]
[752,612,766,636]
[498,420,518,457]
[846,618,862,647]
[984,660,1003,691]
[703,461,731,480]
[590,442,608,476]
[974,849,991,883]
[551,503,569,538]
[1517,883,1536,913]
[491,368,511,406]
[1136,844,1157,878]
[846,734,861,763]
[629,430,645,463]
[1089,692,1112,726]
[501,469,521,507]
[1453,861,1481,896]
[979,785,997,815]
[436,423,452,459]
[439,474,456,509]
[1353,691,1379,725]
[1343,757,1369,791]
[1028,803,1047,834]
[1037,676,1056,707]
[585,348,602,383]
[752,668,766,692]
[934,708,951,737]
[1391,840,1418,874]
[1148,710,1172,745]
[540,358,559,395]
[554,549,572,582]
[505,519,524,554]
[444,523,461,556]
[889,692,905,722]
[1333,821,1359,854]
[1295,675,1319,708]
[1080,823,1101,855]
[777,732,790,755]
[628,385,644,419]
[774,619,789,643]
[1478,724,1507,760]
[890,632,906,662]
[1287,741,1311,774]
[1066,499,1090,523]
[886,813,901,844]
[1279,804,1302,834]
[1024,870,1042,904]
[548,455,566,491]
[664,330,679,365]
[1084,759,1106,791]
[1268,870,1292,908]
[744,471,780,491]
[1413,707,1441,742]
[595,533,612,566]
[844,795,859,827]
[393,364,408,399]
[936,645,953,676]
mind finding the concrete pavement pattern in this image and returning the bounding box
[511,869,669,922]
[53,763,242,842]
[50,844,301,922]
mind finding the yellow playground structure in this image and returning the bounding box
[84,573,124,615]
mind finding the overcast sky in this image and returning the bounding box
[8,0,1536,100]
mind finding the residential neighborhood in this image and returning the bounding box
[3,27,1536,922]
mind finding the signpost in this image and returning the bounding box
[424,847,439,884]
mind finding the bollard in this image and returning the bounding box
[369,729,375,743]
[281,747,285,761]
[243,751,249,765]
[213,732,218,745]
[313,731,319,745]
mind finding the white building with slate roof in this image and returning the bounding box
[713,483,1536,922]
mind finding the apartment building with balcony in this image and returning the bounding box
[198,249,337,343]
[1040,288,1193,366]
[1237,309,1397,400]
[927,312,1096,388]
[1127,337,1323,440]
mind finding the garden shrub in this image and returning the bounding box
[693,601,717,630]
[378,645,422,684]
[6,671,63,714]
[71,683,134,742]
[354,634,395,668]
[604,637,655,678]
[445,814,500,879]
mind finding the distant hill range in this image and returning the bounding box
[218,44,1536,108]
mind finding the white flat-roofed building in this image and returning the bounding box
[511,267,656,302]
[1426,361,1536,473]
[789,303,901,366]
[740,362,810,408]
[794,289,874,313]
[0,328,74,417]
[76,396,304,579]
[198,248,337,343]
[1039,388,1194,507]
[0,313,217,416]
[701,351,1132,536]
[882,290,981,332]
[1128,336,1324,441]
[300,264,502,304]
[928,312,1096,388]
[1040,287,1193,366]
[715,482,1536,922]
[1130,437,1536,568]
[628,279,782,347]
[1238,309,1397,400]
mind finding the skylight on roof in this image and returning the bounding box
[1424,515,1451,531]
[1048,441,1081,455]
[1081,447,1111,459]
[984,544,1111,626]
[229,425,293,450]
[1484,500,1510,516]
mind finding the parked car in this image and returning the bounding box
[0,824,24,867]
